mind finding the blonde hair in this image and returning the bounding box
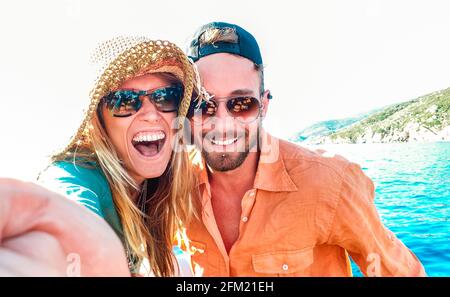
[50,75,198,277]
[199,27,239,46]
[199,26,265,95]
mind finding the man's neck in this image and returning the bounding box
[207,151,260,201]
[206,151,260,253]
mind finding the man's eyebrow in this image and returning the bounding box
[205,89,256,98]
[229,89,255,96]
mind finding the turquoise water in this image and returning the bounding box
[308,142,450,276]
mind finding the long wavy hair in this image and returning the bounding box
[49,72,197,277]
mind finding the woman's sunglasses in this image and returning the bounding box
[189,95,262,124]
[102,84,183,117]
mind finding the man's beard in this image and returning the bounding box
[202,130,259,172]
[202,150,249,172]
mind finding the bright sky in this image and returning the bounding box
[1,0,450,180]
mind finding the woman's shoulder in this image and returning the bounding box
[42,160,106,183]
[38,160,124,239]
[38,160,110,217]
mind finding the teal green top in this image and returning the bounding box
[38,161,125,244]
[38,160,190,276]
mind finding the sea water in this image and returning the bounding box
[305,142,450,276]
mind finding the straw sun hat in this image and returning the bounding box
[54,36,205,160]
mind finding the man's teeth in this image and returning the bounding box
[211,137,238,145]
[133,131,165,142]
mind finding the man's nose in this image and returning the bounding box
[214,101,230,119]
[208,102,238,133]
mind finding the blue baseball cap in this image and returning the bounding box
[188,22,263,65]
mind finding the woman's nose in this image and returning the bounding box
[137,96,161,122]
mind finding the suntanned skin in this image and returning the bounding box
[102,73,177,186]
[0,178,130,276]
[193,53,269,253]
[208,154,258,252]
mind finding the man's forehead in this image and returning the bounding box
[195,52,255,70]
[195,53,259,96]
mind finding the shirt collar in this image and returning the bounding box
[253,132,298,192]
[194,132,298,193]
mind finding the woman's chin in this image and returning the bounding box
[129,153,171,182]
[137,166,167,180]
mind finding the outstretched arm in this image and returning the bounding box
[327,163,426,276]
[0,178,130,276]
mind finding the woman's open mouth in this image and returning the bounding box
[132,131,166,158]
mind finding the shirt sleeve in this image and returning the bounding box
[37,162,106,218]
[327,162,426,276]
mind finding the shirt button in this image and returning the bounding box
[282,264,289,271]
[242,216,248,223]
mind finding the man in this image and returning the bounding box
[0,178,130,276]
[185,21,425,276]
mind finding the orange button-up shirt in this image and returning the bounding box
[185,133,425,276]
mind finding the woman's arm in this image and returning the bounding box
[0,178,130,276]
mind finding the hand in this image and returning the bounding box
[0,178,131,276]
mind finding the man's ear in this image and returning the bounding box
[260,90,271,118]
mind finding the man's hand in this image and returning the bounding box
[0,178,131,276]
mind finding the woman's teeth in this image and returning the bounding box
[132,131,166,158]
[211,137,238,146]
[133,131,165,143]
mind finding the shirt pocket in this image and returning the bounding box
[252,247,314,276]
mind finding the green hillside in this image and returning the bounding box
[326,88,450,143]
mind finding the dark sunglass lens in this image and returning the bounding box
[106,90,140,117]
[151,86,182,112]
[227,96,260,122]
[202,100,217,117]
[191,99,216,123]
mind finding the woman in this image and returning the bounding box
[38,36,203,276]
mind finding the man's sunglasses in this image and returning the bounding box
[102,84,183,117]
[189,96,262,124]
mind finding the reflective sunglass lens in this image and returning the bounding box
[151,86,182,112]
[106,91,141,117]
[104,85,183,116]
[227,96,260,121]
[202,100,218,116]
